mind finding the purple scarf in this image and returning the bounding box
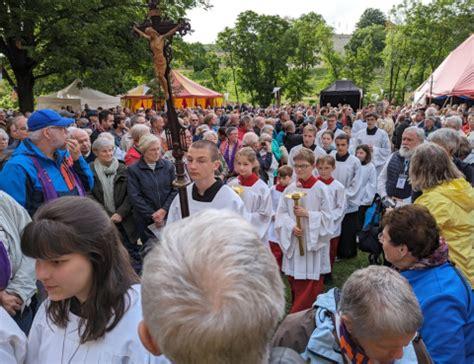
[224,142,239,173]
[0,242,11,290]
[408,238,449,270]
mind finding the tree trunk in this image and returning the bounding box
[15,70,35,113]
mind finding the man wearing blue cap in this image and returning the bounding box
[0,109,94,215]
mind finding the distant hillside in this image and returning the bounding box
[332,34,351,54]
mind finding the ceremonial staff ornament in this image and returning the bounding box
[134,0,192,218]
[285,192,307,256]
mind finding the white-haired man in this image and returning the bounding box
[377,126,425,205]
[274,266,428,363]
[68,126,95,163]
[139,209,304,363]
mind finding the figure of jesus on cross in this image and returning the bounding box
[133,24,182,100]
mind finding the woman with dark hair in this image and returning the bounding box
[381,205,474,364]
[21,196,161,363]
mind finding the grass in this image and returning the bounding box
[283,252,369,313]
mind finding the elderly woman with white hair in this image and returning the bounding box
[89,136,140,268]
[410,142,474,286]
[127,134,177,245]
[428,128,474,185]
[274,266,427,363]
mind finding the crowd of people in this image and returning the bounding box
[0,100,473,363]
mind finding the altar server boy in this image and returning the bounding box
[331,134,362,259]
[167,140,246,223]
[275,148,332,313]
[315,155,346,270]
[268,165,293,269]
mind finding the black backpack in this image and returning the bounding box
[357,196,384,265]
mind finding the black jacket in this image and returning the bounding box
[127,158,177,238]
[89,161,137,242]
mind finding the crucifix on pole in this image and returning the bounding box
[134,0,191,218]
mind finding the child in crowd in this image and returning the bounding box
[331,134,362,259]
[268,165,294,269]
[316,155,346,274]
[288,125,325,169]
[355,144,377,227]
[228,147,272,243]
[275,148,332,313]
[320,130,335,154]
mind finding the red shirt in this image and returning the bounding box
[124,146,141,166]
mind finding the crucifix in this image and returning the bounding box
[134,0,192,218]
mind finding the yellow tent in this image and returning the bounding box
[122,70,223,111]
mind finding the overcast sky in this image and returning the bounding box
[184,0,416,44]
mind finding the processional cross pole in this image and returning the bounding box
[134,0,192,218]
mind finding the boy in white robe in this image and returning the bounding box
[352,112,391,175]
[167,140,246,223]
[227,147,272,244]
[268,165,293,269]
[331,134,362,259]
[316,155,346,272]
[275,148,332,313]
[288,124,325,169]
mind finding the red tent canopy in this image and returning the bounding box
[414,34,474,103]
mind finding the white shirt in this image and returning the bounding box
[167,183,247,224]
[330,152,362,213]
[26,285,169,364]
[275,180,333,280]
[357,163,377,206]
[0,307,26,364]
[227,178,272,243]
[353,128,391,175]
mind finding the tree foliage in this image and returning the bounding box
[383,0,474,103]
[0,0,208,112]
[356,8,387,29]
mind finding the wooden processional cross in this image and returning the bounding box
[134,0,192,218]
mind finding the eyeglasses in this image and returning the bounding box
[294,164,312,169]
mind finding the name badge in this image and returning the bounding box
[396,175,407,189]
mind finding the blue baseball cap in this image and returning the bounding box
[28,109,74,132]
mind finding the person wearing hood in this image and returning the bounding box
[410,142,474,287]
[0,109,94,216]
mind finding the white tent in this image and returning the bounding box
[37,79,121,110]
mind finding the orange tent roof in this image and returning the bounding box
[124,70,222,98]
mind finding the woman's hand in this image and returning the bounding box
[0,290,22,316]
[152,209,167,226]
[293,206,308,218]
[111,213,123,223]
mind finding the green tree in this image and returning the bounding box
[356,8,387,29]
[217,11,292,106]
[284,12,331,102]
[344,24,386,91]
[0,0,208,112]
[383,0,474,103]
